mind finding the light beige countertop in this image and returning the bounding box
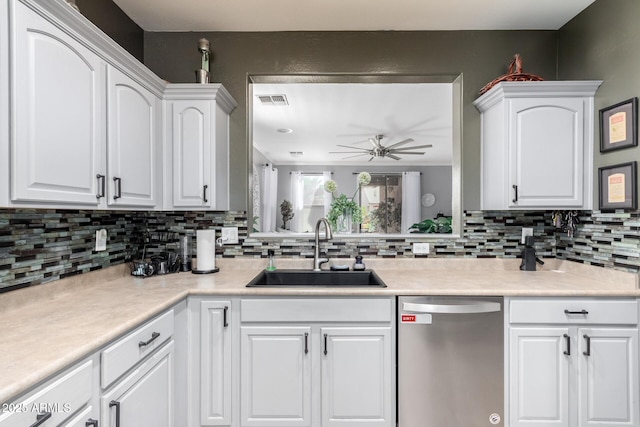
[0,257,637,404]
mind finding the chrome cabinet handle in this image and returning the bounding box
[563,334,571,355]
[29,412,52,427]
[203,184,208,203]
[85,419,99,427]
[109,401,120,427]
[564,309,588,315]
[113,177,122,200]
[323,333,328,356]
[512,184,518,203]
[223,306,229,328]
[304,332,309,354]
[583,334,591,356]
[96,174,105,199]
[138,331,160,348]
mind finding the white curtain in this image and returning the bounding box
[401,171,421,233]
[290,171,305,232]
[323,171,332,217]
[259,165,278,232]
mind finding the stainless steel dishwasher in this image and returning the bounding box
[398,296,504,427]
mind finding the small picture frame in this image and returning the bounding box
[598,161,637,210]
[599,97,638,152]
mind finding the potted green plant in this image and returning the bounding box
[279,199,294,230]
[324,172,371,233]
[408,215,452,234]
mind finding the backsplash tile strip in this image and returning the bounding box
[0,208,637,292]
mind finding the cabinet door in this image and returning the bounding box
[578,328,639,427]
[101,341,174,427]
[509,327,571,427]
[321,327,393,427]
[240,326,312,427]
[11,2,105,206]
[107,66,158,208]
[170,100,212,208]
[200,301,232,426]
[509,98,585,208]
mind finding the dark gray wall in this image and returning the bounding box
[144,31,559,210]
[558,0,640,205]
[76,0,144,62]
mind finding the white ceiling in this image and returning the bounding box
[252,83,453,166]
[113,0,594,32]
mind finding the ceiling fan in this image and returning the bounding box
[329,134,432,161]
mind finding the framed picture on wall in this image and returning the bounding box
[598,161,637,210]
[599,97,638,152]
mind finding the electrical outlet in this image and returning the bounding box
[521,227,533,244]
[412,242,430,255]
[221,227,239,244]
[95,229,107,251]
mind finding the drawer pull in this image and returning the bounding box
[563,334,571,355]
[85,419,99,427]
[109,401,120,427]
[512,184,518,203]
[138,331,160,348]
[304,332,309,354]
[324,333,328,356]
[203,184,209,203]
[113,177,122,200]
[583,334,591,356]
[564,309,588,316]
[30,412,52,427]
[223,305,229,327]
[96,174,106,199]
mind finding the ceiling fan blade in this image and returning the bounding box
[342,153,370,159]
[368,156,374,162]
[385,138,414,150]
[388,151,425,155]
[392,144,433,150]
[329,151,372,154]
[336,144,369,151]
[369,137,379,149]
[386,154,402,160]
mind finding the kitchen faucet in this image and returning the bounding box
[313,218,333,271]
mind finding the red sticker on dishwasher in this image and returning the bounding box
[401,315,416,322]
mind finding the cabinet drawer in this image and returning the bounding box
[509,298,638,325]
[101,309,174,388]
[0,359,93,427]
[241,298,393,323]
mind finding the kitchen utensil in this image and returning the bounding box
[131,260,155,277]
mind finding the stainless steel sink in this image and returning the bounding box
[246,269,387,287]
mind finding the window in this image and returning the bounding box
[359,174,403,233]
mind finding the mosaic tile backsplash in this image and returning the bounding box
[0,208,637,292]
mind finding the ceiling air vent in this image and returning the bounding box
[257,94,289,106]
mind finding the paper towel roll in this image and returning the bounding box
[196,230,216,271]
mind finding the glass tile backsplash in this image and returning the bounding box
[0,209,637,293]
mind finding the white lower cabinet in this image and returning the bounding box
[239,298,395,427]
[240,326,312,427]
[101,340,174,427]
[507,298,639,427]
[199,300,234,426]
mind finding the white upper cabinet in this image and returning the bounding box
[164,84,237,210]
[474,81,602,210]
[11,1,106,206]
[6,0,166,209]
[107,65,160,208]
